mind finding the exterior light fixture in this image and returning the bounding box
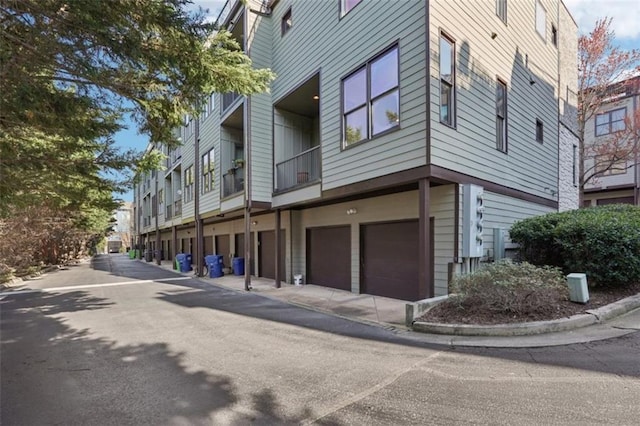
[346,208,357,215]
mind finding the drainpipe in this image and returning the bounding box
[243,8,252,292]
[155,159,161,265]
[634,93,639,205]
[194,117,203,276]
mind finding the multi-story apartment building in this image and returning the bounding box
[134,0,578,301]
[583,75,640,207]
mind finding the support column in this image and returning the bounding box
[275,208,281,288]
[418,178,434,299]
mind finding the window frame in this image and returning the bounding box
[281,7,292,36]
[572,144,578,187]
[496,0,507,24]
[595,107,627,136]
[439,31,456,128]
[340,0,363,17]
[496,78,508,153]
[341,43,401,149]
[184,165,194,203]
[201,148,215,194]
[535,119,544,144]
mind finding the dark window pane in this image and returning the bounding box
[440,83,452,124]
[371,48,398,98]
[372,90,399,135]
[345,107,367,145]
[343,68,366,112]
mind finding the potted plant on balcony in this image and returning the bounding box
[233,159,245,169]
[297,171,309,183]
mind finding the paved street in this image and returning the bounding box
[1,254,639,425]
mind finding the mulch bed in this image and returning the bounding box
[417,282,640,325]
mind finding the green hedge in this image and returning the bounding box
[509,204,640,287]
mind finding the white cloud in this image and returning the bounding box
[563,0,640,39]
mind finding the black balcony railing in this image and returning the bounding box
[276,146,320,192]
[223,167,244,197]
[222,92,241,112]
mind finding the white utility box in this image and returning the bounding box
[566,273,589,303]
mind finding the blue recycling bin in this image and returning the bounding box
[205,254,224,278]
[176,253,192,273]
[232,257,245,276]
[186,253,192,265]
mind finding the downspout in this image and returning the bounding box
[634,93,638,205]
[243,8,252,291]
[155,161,161,265]
[194,117,203,276]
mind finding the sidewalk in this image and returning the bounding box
[143,258,640,348]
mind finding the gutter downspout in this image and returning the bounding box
[194,117,203,276]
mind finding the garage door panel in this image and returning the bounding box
[259,230,285,280]
[307,226,351,291]
[362,221,419,301]
[215,235,230,267]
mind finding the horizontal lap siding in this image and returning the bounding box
[248,8,273,203]
[199,100,222,216]
[271,1,427,191]
[430,0,560,201]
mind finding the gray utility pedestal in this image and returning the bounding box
[567,273,589,303]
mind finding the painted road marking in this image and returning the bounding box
[0,277,192,297]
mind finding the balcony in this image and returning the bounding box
[222,92,241,113]
[276,146,320,192]
[223,167,244,197]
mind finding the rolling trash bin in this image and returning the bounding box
[232,257,245,276]
[205,255,224,278]
[176,253,192,272]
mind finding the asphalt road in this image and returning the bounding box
[1,254,639,425]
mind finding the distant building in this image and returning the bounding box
[583,75,640,207]
[108,202,133,250]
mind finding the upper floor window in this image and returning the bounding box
[342,45,399,147]
[341,0,362,16]
[535,0,546,39]
[440,33,455,127]
[282,8,292,36]
[551,24,558,47]
[184,165,194,203]
[595,107,626,136]
[536,119,544,143]
[496,0,507,23]
[496,79,508,152]
[202,148,214,194]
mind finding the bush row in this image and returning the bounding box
[509,204,640,287]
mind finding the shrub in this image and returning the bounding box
[510,204,640,287]
[449,260,568,317]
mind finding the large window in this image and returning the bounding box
[341,0,362,16]
[535,119,544,144]
[595,107,626,136]
[535,0,546,39]
[496,0,507,23]
[202,148,214,193]
[440,33,455,127]
[342,46,399,147]
[281,8,292,36]
[496,79,508,152]
[184,165,194,202]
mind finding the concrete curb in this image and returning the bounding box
[412,293,640,337]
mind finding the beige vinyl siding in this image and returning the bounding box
[429,185,457,296]
[430,0,560,201]
[271,0,427,191]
